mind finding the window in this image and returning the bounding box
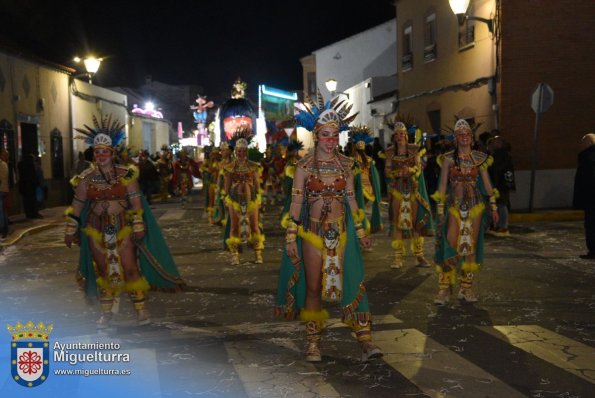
[307,72,316,97]
[402,25,413,71]
[427,110,441,135]
[458,5,475,49]
[424,14,437,62]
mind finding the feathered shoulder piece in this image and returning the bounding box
[295,89,358,132]
[337,153,355,172]
[74,114,126,148]
[296,151,315,169]
[349,125,374,147]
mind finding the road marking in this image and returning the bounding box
[158,209,186,221]
[374,328,526,398]
[162,314,402,336]
[225,339,341,397]
[477,325,595,384]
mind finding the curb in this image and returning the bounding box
[0,222,62,247]
[509,211,584,223]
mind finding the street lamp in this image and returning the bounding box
[448,0,494,34]
[73,56,103,84]
[324,78,349,99]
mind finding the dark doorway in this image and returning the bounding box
[50,129,64,179]
[20,122,38,157]
[0,120,16,188]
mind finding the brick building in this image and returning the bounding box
[394,0,595,209]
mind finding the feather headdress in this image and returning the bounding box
[74,114,126,149]
[348,125,374,149]
[294,89,358,133]
[287,139,304,153]
[229,125,254,149]
[441,116,483,141]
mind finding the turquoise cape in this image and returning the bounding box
[276,201,371,323]
[77,196,185,299]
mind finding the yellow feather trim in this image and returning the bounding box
[116,226,132,241]
[280,213,291,229]
[391,239,406,250]
[461,261,480,273]
[225,236,242,248]
[285,165,296,178]
[377,151,386,159]
[431,191,447,204]
[64,207,74,217]
[352,209,366,224]
[70,175,82,188]
[491,188,500,199]
[249,233,266,245]
[363,189,375,202]
[81,226,103,245]
[448,202,485,221]
[125,277,150,292]
[436,154,445,168]
[300,308,330,324]
[479,155,494,171]
[297,226,323,250]
[119,165,140,186]
[389,189,404,201]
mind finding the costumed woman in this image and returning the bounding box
[212,142,232,229]
[280,138,304,227]
[223,127,265,265]
[64,115,185,327]
[172,149,200,207]
[384,120,434,269]
[276,93,383,363]
[349,125,383,235]
[432,119,499,304]
[200,146,222,224]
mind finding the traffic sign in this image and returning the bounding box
[531,83,554,113]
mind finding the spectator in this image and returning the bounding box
[74,151,92,175]
[17,152,42,219]
[487,135,516,236]
[0,149,9,239]
[138,150,158,204]
[572,133,595,259]
[371,137,386,197]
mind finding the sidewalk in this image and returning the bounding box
[0,206,66,247]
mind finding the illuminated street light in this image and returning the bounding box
[448,0,494,34]
[324,78,349,99]
[73,56,103,84]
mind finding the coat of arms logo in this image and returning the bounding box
[7,321,53,387]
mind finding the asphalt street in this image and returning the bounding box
[0,193,593,397]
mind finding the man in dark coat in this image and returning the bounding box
[573,133,595,259]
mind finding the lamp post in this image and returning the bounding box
[325,78,337,98]
[324,78,349,99]
[74,56,103,84]
[448,0,494,34]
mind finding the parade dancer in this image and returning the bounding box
[384,120,434,269]
[432,119,499,304]
[64,115,185,327]
[349,125,383,234]
[212,142,232,227]
[280,139,304,227]
[223,128,265,264]
[172,149,200,208]
[156,147,173,203]
[276,92,383,363]
[200,147,222,224]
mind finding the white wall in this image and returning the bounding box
[511,169,576,210]
[314,19,397,98]
[70,79,128,167]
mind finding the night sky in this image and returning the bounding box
[0,0,395,101]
